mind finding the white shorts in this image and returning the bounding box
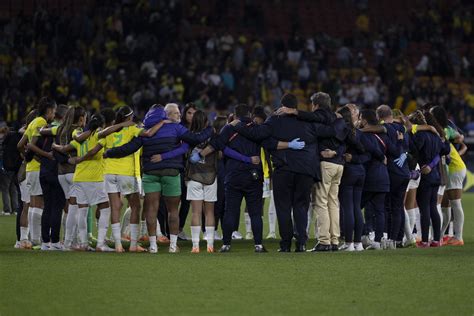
[407,176,420,191]
[20,180,30,203]
[58,174,76,199]
[438,185,446,196]
[26,171,42,196]
[446,169,466,191]
[104,174,139,195]
[74,182,108,206]
[186,179,217,202]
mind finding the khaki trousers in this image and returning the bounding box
[314,161,344,245]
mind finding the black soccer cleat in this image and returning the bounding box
[219,245,231,253]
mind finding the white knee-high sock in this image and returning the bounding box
[191,226,201,248]
[65,204,78,247]
[407,208,417,234]
[77,206,89,245]
[97,207,110,247]
[27,207,33,239]
[415,207,421,239]
[20,226,29,241]
[121,207,131,237]
[451,199,464,241]
[268,192,277,234]
[403,209,412,241]
[61,211,67,240]
[31,207,43,244]
[206,226,215,248]
[436,204,443,232]
[156,219,163,237]
[130,224,139,248]
[244,212,252,234]
[441,207,451,237]
[111,223,122,247]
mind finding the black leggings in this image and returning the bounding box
[40,176,65,243]
[178,172,190,230]
[416,182,440,242]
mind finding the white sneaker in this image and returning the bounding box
[354,242,364,251]
[96,244,115,252]
[368,231,375,242]
[14,241,20,249]
[214,231,222,240]
[169,245,180,253]
[149,245,158,254]
[245,232,253,240]
[366,241,382,250]
[49,242,64,251]
[361,235,370,248]
[266,232,276,239]
[40,243,51,251]
[177,231,189,240]
[232,231,243,240]
[340,243,354,251]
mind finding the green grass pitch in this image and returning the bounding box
[0,194,473,315]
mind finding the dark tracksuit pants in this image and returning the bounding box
[272,169,313,249]
[158,197,169,237]
[416,181,440,242]
[362,191,386,242]
[223,173,263,245]
[339,172,365,243]
[178,172,190,231]
[385,175,409,241]
[40,176,65,243]
[214,171,225,230]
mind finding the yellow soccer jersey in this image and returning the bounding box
[25,116,47,172]
[134,148,143,179]
[71,132,105,182]
[445,127,466,173]
[104,125,142,176]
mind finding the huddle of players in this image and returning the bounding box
[14,92,466,253]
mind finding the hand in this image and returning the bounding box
[150,154,163,163]
[229,119,241,126]
[421,165,432,175]
[68,157,81,165]
[46,151,55,161]
[52,143,63,152]
[189,152,201,164]
[383,156,387,165]
[397,131,404,140]
[343,153,352,162]
[335,112,342,119]
[429,126,440,137]
[276,106,297,116]
[250,156,261,165]
[288,138,305,150]
[394,152,407,167]
[320,149,336,158]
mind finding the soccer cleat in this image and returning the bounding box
[404,238,417,248]
[219,245,231,253]
[14,241,20,249]
[442,236,452,244]
[354,242,364,251]
[416,241,430,248]
[158,236,170,244]
[366,241,382,250]
[231,231,243,240]
[96,244,115,252]
[255,245,268,253]
[207,246,215,253]
[19,240,32,249]
[40,243,51,251]
[115,244,125,253]
[214,231,223,240]
[49,242,64,251]
[245,232,254,240]
[191,247,200,254]
[361,235,371,248]
[309,243,331,252]
[149,245,158,254]
[177,231,189,241]
[340,243,355,252]
[129,245,147,253]
[447,238,464,246]
[139,235,149,242]
[429,241,441,248]
[266,232,276,239]
[169,245,180,253]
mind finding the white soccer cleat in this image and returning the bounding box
[96,244,115,252]
[354,242,364,251]
[245,232,254,240]
[232,231,243,240]
[40,243,51,251]
[339,243,354,251]
[177,231,189,241]
[169,245,180,253]
[266,232,276,239]
[49,242,64,251]
[149,245,158,254]
[14,241,20,249]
